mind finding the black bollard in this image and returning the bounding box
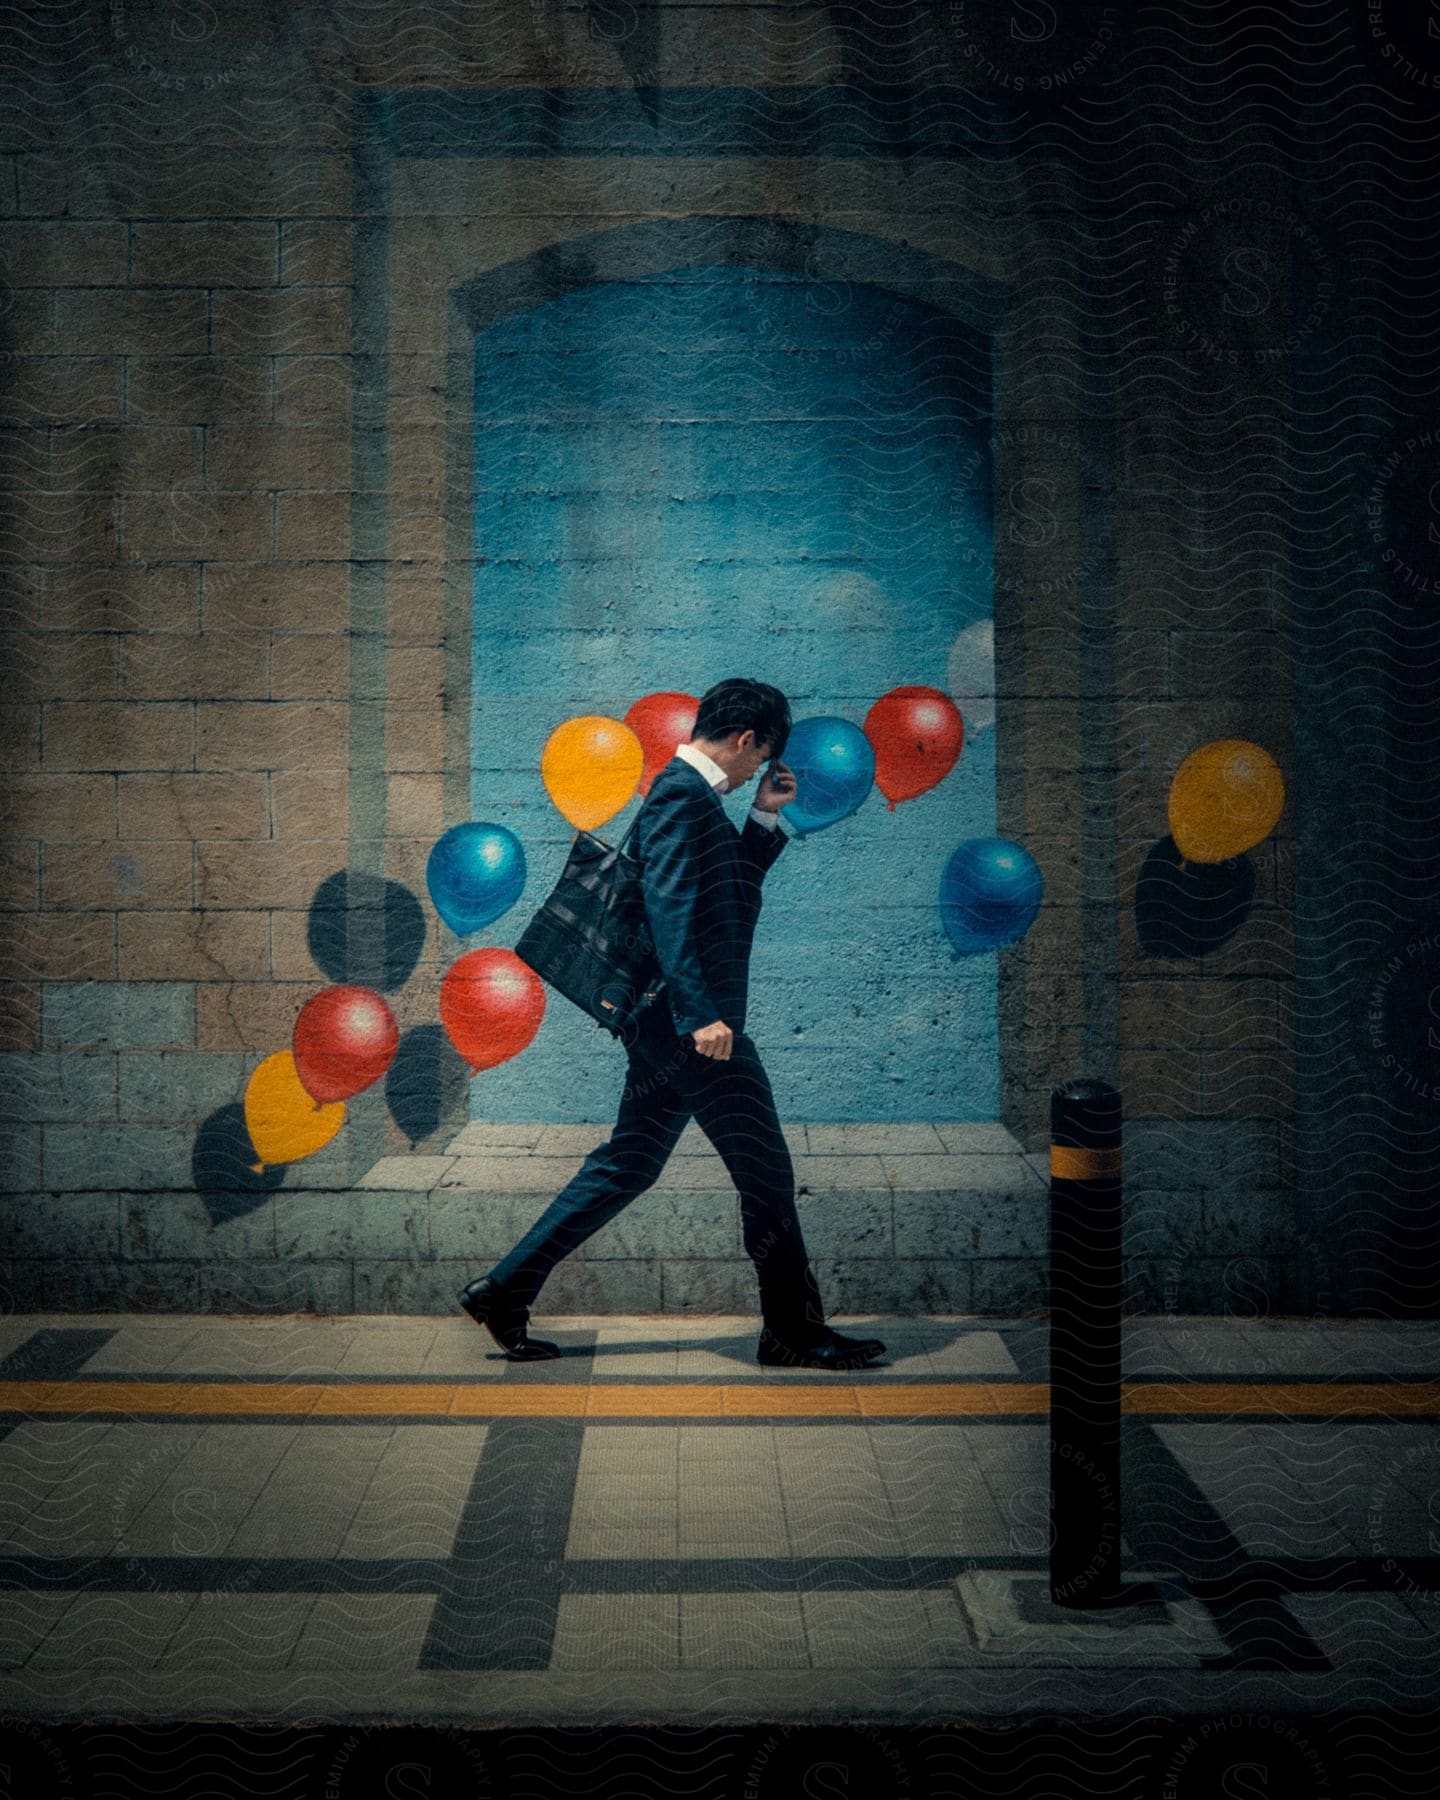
[1048,1078,1130,1609]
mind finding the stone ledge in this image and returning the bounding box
[0,1249,1325,1317]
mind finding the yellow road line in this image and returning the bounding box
[1,1380,1438,1419]
[1124,1381,1440,1417]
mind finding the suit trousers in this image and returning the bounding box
[483,1030,828,1344]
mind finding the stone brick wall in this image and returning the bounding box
[0,3,1405,1317]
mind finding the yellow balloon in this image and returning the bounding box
[243,1050,345,1172]
[1168,738,1285,863]
[541,714,643,831]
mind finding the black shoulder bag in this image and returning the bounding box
[512,809,667,1040]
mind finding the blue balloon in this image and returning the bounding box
[426,823,526,935]
[783,715,876,837]
[939,837,1044,956]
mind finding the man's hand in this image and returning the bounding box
[691,1019,734,1060]
[754,759,797,813]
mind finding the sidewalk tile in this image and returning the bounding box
[438,1156,585,1191]
[881,1154,1036,1192]
[680,1591,809,1668]
[532,1125,610,1154]
[801,1589,935,1666]
[339,1427,480,1558]
[724,1385,860,1416]
[287,1594,437,1670]
[24,1593,199,1671]
[159,1594,318,1671]
[335,1326,443,1374]
[565,1522,679,1559]
[934,1124,1028,1153]
[170,1382,326,1415]
[857,1385,1000,1416]
[552,1594,680,1668]
[445,1123,547,1151]
[926,1331,1022,1376]
[356,1156,455,1190]
[1282,1591,1436,1663]
[805,1125,947,1153]
[794,1155,890,1190]
[26,1379,187,1414]
[0,1593,78,1667]
[586,1383,723,1416]
[81,1327,205,1373]
[314,1383,458,1415]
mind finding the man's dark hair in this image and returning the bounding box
[691,677,791,760]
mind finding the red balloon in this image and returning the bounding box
[440,948,546,1075]
[625,691,699,797]
[864,685,965,810]
[292,985,399,1103]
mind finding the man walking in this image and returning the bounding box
[457,677,886,1371]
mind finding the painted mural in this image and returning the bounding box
[214,263,1290,1175]
[0,41,1315,1331]
[468,265,1001,1121]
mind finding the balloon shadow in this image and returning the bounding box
[386,1024,470,1148]
[307,870,427,993]
[192,1103,285,1221]
[1134,836,1256,958]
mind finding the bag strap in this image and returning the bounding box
[616,803,645,855]
[580,805,644,857]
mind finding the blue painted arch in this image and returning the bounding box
[466,259,998,1122]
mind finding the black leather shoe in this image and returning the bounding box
[823,1327,887,1358]
[457,1275,560,1360]
[757,1325,886,1370]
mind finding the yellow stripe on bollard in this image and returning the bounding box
[1049,1142,1123,1180]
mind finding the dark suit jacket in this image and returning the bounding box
[631,755,789,1043]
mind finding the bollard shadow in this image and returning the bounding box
[192,1103,285,1221]
[307,870,427,992]
[1134,836,1255,958]
[386,1023,470,1148]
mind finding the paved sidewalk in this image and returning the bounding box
[0,1313,1437,1724]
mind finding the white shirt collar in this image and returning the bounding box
[674,740,729,792]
